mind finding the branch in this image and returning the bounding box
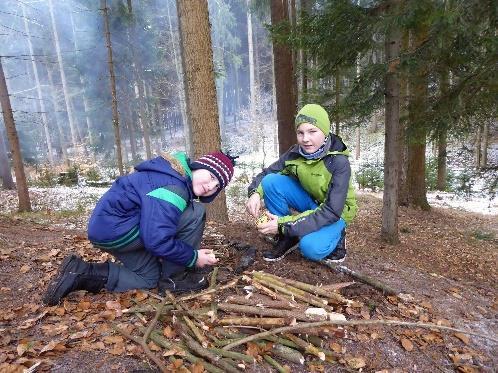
[222,319,498,350]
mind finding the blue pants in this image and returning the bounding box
[102,201,206,292]
[261,173,346,261]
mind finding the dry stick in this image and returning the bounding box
[218,317,292,327]
[209,267,219,290]
[243,275,295,304]
[218,303,326,322]
[148,330,223,373]
[177,279,239,302]
[226,294,300,310]
[115,296,170,372]
[222,319,498,350]
[271,344,305,365]
[176,322,240,373]
[284,333,325,361]
[183,316,209,348]
[207,347,255,364]
[252,276,334,312]
[320,261,398,296]
[115,326,168,372]
[256,271,353,305]
[263,354,288,373]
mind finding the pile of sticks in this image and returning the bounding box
[118,271,356,372]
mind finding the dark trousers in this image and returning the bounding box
[102,201,206,292]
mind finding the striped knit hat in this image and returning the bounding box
[190,151,235,201]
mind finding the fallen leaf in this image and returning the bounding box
[329,342,343,353]
[191,361,205,373]
[39,340,65,354]
[346,357,366,369]
[454,333,470,344]
[103,335,124,344]
[401,338,414,351]
[16,342,29,356]
[105,300,122,317]
[163,326,176,338]
[20,265,31,273]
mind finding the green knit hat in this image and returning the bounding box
[295,104,331,136]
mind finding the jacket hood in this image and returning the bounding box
[134,153,191,182]
[289,133,349,157]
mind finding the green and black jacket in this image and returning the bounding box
[247,135,358,238]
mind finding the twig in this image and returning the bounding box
[114,325,168,372]
[263,354,288,373]
[177,279,239,302]
[320,262,398,295]
[222,319,498,350]
[209,267,219,290]
[144,296,169,342]
[284,333,325,361]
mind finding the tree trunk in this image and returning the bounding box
[0,58,31,211]
[436,128,447,191]
[48,0,79,152]
[46,63,69,165]
[101,0,124,176]
[406,28,429,210]
[381,12,401,244]
[480,121,489,168]
[247,0,256,118]
[166,0,192,156]
[70,11,94,160]
[125,102,138,162]
[176,0,227,221]
[0,129,14,189]
[474,125,482,169]
[335,72,341,135]
[22,4,54,165]
[398,31,409,206]
[271,0,297,154]
[355,127,360,160]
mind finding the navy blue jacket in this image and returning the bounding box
[87,152,198,267]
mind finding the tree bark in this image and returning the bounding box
[474,125,482,169]
[247,0,256,118]
[0,129,14,189]
[406,28,430,210]
[101,0,124,175]
[381,13,401,244]
[0,58,31,211]
[48,0,79,151]
[166,0,192,156]
[480,121,489,168]
[176,0,227,221]
[398,31,409,206]
[271,0,297,154]
[22,4,54,165]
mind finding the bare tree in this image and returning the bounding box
[21,4,54,165]
[176,0,226,221]
[48,0,79,151]
[101,0,124,175]
[0,129,14,190]
[0,58,31,211]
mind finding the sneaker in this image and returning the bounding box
[262,235,299,262]
[158,270,208,294]
[324,230,347,263]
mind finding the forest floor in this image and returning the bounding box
[0,192,497,372]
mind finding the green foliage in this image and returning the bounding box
[32,167,58,187]
[58,166,79,186]
[425,157,454,191]
[84,167,101,182]
[472,230,495,242]
[356,162,384,191]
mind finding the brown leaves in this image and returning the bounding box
[400,337,414,351]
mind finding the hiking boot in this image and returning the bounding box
[262,235,299,262]
[43,255,108,306]
[324,230,347,263]
[158,270,208,295]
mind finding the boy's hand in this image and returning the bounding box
[196,249,218,267]
[246,193,261,218]
[256,211,279,235]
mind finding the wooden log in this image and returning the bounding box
[183,316,208,348]
[284,333,325,361]
[270,344,305,365]
[263,354,288,373]
[320,262,398,295]
[225,294,299,310]
[148,330,223,373]
[242,275,294,303]
[217,317,292,327]
[218,303,326,322]
[176,322,240,373]
[252,275,334,312]
[256,271,352,305]
[207,347,255,364]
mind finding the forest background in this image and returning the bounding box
[0,1,497,371]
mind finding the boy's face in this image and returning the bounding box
[192,168,220,197]
[296,122,326,154]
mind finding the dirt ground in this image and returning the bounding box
[0,194,496,372]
